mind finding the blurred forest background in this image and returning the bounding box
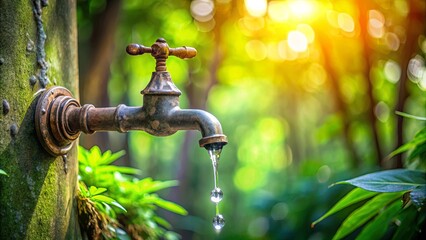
[76,0,425,239]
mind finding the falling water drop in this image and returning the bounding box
[206,144,226,230]
[212,214,225,230]
[210,187,223,203]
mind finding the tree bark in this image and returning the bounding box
[0,0,80,238]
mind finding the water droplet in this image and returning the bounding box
[212,214,225,230]
[210,188,223,203]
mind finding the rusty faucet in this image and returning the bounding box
[35,38,227,156]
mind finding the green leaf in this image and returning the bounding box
[153,216,172,229]
[392,206,419,240]
[409,185,426,208]
[395,111,426,121]
[356,200,402,240]
[389,128,426,157]
[92,195,127,212]
[138,180,179,194]
[92,194,117,204]
[407,142,426,162]
[333,169,426,193]
[154,199,188,216]
[109,200,127,213]
[99,150,126,165]
[312,188,378,227]
[96,165,141,175]
[89,186,107,196]
[0,169,8,176]
[332,192,404,240]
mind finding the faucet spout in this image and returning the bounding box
[169,108,227,148]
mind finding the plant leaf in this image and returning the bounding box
[355,200,402,240]
[153,216,172,229]
[89,186,107,196]
[389,128,426,158]
[109,200,127,213]
[154,198,188,216]
[392,206,419,240]
[332,192,404,240]
[407,142,426,162]
[333,169,426,192]
[395,111,426,121]
[138,180,179,194]
[92,194,117,204]
[99,150,126,165]
[409,185,426,208]
[312,188,378,227]
[96,165,141,175]
[0,169,8,176]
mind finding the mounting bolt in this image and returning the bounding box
[2,99,10,115]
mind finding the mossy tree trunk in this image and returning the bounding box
[0,0,80,238]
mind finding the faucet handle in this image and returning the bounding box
[126,38,197,72]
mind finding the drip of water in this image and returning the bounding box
[212,214,225,230]
[210,187,223,203]
[208,146,225,230]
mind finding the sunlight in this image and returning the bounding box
[246,40,267,60]
[368,9,385,38]
[287,30,308,52]
[288,0,315,18]
[268,1,289,22]
[245,0,268,18]
[337,13,355,33]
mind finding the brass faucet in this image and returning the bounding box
[35,38,227,156]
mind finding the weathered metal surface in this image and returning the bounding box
[35,87,80,156]
[35,39,227,156]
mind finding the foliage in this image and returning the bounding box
[313,124,426,239]
[0,169,7,176]
[78,146,186,240]
[76,0,426,238]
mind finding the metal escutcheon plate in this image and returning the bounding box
[35,86,79,156]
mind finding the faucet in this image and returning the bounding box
[35,38,227,156]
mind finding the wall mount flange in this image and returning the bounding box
[35,87,81,156]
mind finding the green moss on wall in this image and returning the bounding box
[0,0,80,238]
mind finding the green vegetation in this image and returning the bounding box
[76,0,426,239]
[78,146,186,239]
[313,122,426,239]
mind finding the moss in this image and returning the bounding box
[0,0,79,239]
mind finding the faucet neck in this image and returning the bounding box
[141,71,181,96]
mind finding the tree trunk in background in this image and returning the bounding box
[358,1,384,166]
[317,33,361,168]
[394,0,425,168]
[0,0,80,238]
[79,0,121,152]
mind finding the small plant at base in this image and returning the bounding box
[78,146,187,240]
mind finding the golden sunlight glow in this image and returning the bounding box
[268,1,289,22]
[246,40,267,60]
[297,24,315,43]
[337,13,355,33]
[278,40,298,60]
[245,0,268,18]
[368,10,385,38]
[287,30,308,52]
[288,0,315,18]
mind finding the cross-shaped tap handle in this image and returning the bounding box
[126,38,197,72]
